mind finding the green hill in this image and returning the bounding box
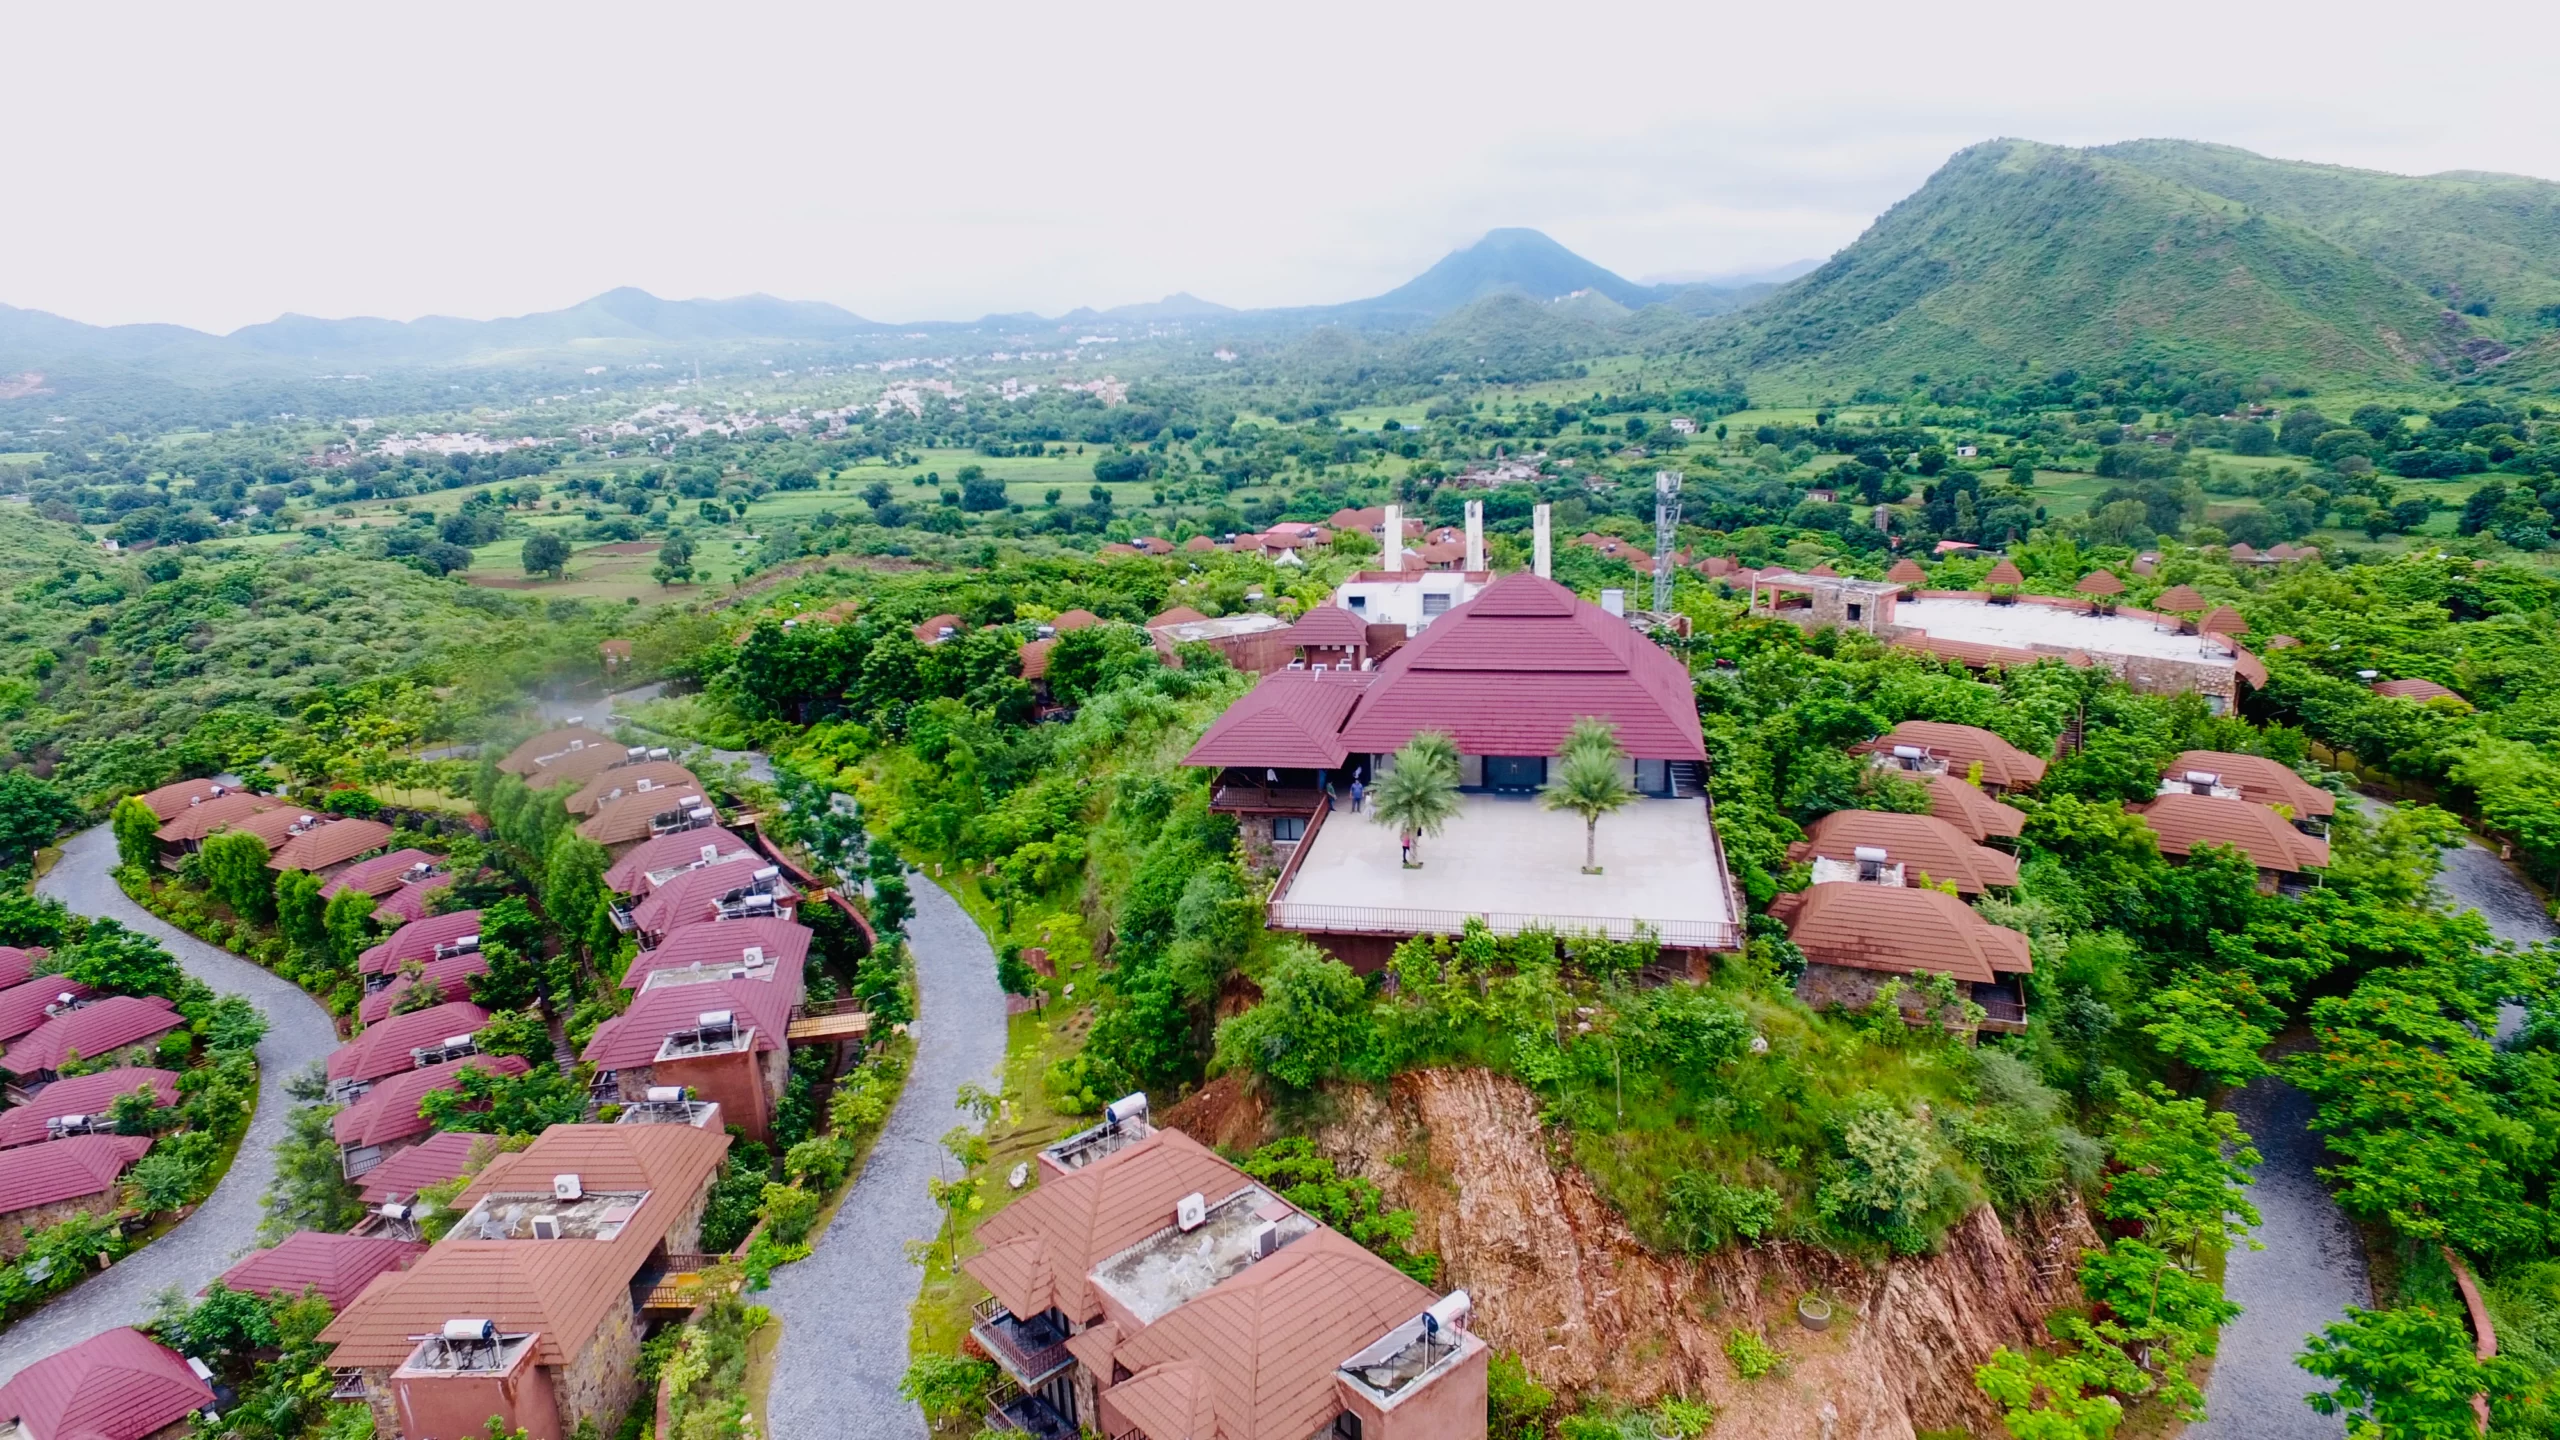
[1701,138,2558,392]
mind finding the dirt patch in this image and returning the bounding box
[1171,1067,2095,1438]
[586,541,664,555]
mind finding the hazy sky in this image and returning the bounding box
[9,0,2557,333]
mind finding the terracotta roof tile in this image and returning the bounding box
[1782,881,2030,983]
[2372,676,2461,703]
[0,977,95,1045]
[1983,558,2024,585]
[360,911,484,977]
[332,1055,529,1151]
[322,850,442,901]
[1853,722,2047,790]
[1106,1228,1436,1440]
[2130,793,2329,872]
[0,1069,178,1149]
[964,1130,1250,1325]
[578,785,712,846]
[1886,559,1928,585]
[1,996,182,1078]
[1285,605,1371,648]
[2166,751,2335,819]
[1181,670,1371,771]
[0,1133,153,1213]
[1150,606,1211,627]
[604,827,756,895]
[517,741,634,791]
[497,727,619,776]
[323,1123,730,1369]
[2198,605,2247,636]
[581,976,793,1070]
[0,945,45,991]
[371,876,454,924]
[2074,570,2124,596]
[623,918,810,991]
[1018,636,1057,681]
[627,864,790,938]
[268,818,394,874]
[356,1131,497,1205]
[565,763,702,817]
[1924,774,2024,842]
[327,1002,493,1087]
[359,951,491,1025]
[1790,810,2021,893]
[151,790,279,844]
[217,1231,428,1310]
[136,777,233,822]
[0,1326,212,1440]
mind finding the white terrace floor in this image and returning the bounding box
[1271,793,1739,949]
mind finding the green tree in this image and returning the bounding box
[653,530,697,586]
[0,771,81,867]
[198,828,277,922]
[43,919,185,998]
[542,831,617,967]
[1540,717,1638,873]
[323,887,379,972]
[520,532,571,580]
[112,795,162,869]
[417,1061,584,1136]
[2099,1085,2261,1267]
[2301,1304,2519,1440]
[274,868,325,951]
[1213,943,1373,1091]
[1372,731,1463,865]
[258,1066,365,1241]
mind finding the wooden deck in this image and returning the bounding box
[785,1007,872,1044]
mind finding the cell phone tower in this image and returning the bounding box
[1652,470,1683,614]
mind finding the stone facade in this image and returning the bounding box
[553,1299,645,1438]
[0,1189,122,1259]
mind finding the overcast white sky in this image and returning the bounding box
[7,0,2557,334]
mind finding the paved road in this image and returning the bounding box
[763,874,1006,1440]
[2429,828,2553,1041]
[2191,1062,2367,1440]
[0,823,339,1384]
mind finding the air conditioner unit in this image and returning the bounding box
[1250,1222,1281,1260]
[529,1215,562,1241]
[699,845,720,864]
[188,1357,215,1382]
[649,747,672,761]
[553,1173,583,1201]
[627,747,648,761]
[741,947,765,966]
[635,779,656,793]
[1176,1192,1207,1231]
[687,807,715,823]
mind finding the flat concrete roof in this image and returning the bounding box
[1893,597,2239,667]
[1274,793,1737,948]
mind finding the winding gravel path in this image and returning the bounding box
[0,822,339,1384]
[762,873,1006,1440]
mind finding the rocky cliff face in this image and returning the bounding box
[1169,1068,2098,1440]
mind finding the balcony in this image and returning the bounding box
[983,1378,1077,1440]
[1972,982,2029,1035]
[1211,781,1326,815]
[971,1299,1074,1385]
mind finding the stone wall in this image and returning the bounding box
[0,1189,121,1259]
[1794,961,1949,1020]
[555,1303,645,1438]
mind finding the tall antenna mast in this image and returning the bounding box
[1652,470,1683,614]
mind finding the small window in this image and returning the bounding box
[1272,816,1308,843]
[1346,594,1367,611]
[1333,1415,1363,1440]
[1422,592,1452,616]
[1846,602,1863,622]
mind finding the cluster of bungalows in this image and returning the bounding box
[135,776,407,897]
[1769,719,2335,1032]
[965,1103,1488,1439]
[0,936,197,1248]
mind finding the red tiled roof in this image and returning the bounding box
[1924,774,2024,843]
[1181,670,1371,770]
[517,741,633,791]
[151,790,278,844]
[0,1133,153,1214]
[0,977,94,1045]
[2074,570,2125,596]
[325,1123,730,1369]
[322,850,441,901]
[914,614,966,644]
[0,1326,212,1440]
[268,818,393,874]
[964,1129,1248,1326]
[1105,1228,1436,1440]
[360,911,483,977]
[217,1231,428,1310]
[1150,605,1210,627]
[2372,676,2461,703]
[1183,536,1218,552]
[623,918,811,991]
[565,763,701,817]
[1335,573,1706,761]
[1019,636,1057,681]
[1284,605,1371,648]
[135,777,232,823]
[1,996,181,1078]
[1778,881,2031,983]
[332,1055,529,1150]
[356,1130,496,1204]
[1983,558,2024,585]
[0,1069,179,1149]
[358,951,492,1025]
[578,784,713,846]
[0,945,45,991]
[497,727,618,776]
[2151,585,2207,614]
[2198,605,2247,636]
[2131,793,2329,872]
[1886,559,1928,585]
[1789,810,2021,893]
[604,826,756,895]
[1052,608,1104,632]
[327,1002,493,1087]
[2166,751,2336,819]
[627,863,788,938]
[582,976,793,1070]
[371,875,454,924]
[1852,721,2048,790]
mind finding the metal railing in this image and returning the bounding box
[970,1299,1075,1384]
[1267,900,1736,951]
[1261,792,1333,907]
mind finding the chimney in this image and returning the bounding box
[1533,503,1552,579]
[1463,500,1485,573]
[1381,504,1402,572]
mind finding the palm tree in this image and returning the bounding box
[1542,718,1637,873]
[1372,731,1462,867]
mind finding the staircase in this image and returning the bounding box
[1668,761,1708,799]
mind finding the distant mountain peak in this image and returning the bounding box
[1342,229,1661,317]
